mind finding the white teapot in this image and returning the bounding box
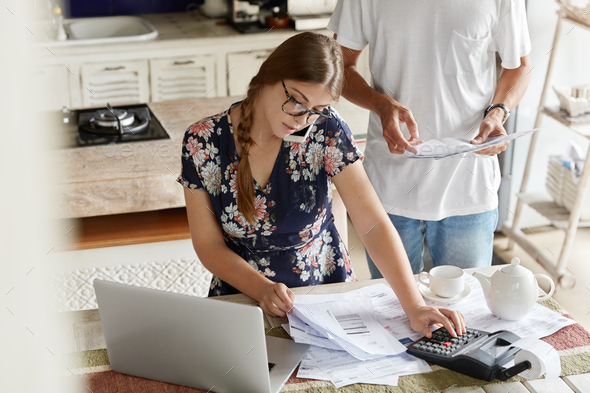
[473,257,555,321]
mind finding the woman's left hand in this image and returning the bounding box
[406,306,466,338]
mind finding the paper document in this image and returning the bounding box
[349,284,426,345]
[289,292,407,360]
[296,345,430,388]
[404,128,541,159]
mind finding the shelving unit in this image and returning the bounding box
[503,13,590,288]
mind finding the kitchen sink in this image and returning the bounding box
[49,16,158,46]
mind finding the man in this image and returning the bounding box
[328,0,532,275]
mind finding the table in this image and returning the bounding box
[55,266,590,393]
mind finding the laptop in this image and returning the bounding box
[94,279,309,393]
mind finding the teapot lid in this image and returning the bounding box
[500,257,529,275]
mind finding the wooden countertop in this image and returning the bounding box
[50,96,236,218]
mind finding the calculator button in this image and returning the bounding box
[443,342,451,347]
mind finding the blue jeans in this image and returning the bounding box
[366,208,498,277]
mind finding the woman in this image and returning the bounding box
[177,32,465,338]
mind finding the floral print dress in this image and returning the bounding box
[177,102,363,297]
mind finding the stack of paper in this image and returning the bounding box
[286,288,431,387]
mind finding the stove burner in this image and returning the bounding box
[94,108,135,128]
[78,104,151,136]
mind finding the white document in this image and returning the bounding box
[296,352,331,381]
[404,128,541,160]
[301,346,399,388]
[286,314,342,350]
[289,292,406,359]
[349,284,425,345]
[297,345,431,387]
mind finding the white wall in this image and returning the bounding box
[510,0,590,227]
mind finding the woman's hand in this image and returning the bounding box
[406,306,466,338]
[258,282,295,317]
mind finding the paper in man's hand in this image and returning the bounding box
[403,128,541,160]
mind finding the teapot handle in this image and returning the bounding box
[535,274,556,302]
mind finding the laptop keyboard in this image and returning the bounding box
[268,362,276,373]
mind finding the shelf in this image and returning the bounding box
[518,192,590,230]
[542,107,590,138]
[561,13,590,32]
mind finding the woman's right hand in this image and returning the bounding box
[258,282,295,317]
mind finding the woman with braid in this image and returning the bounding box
[177,32,465,338]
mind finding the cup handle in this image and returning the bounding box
[534,274,555,302]
[418,272,430,287]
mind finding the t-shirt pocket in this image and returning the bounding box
[443,29,491,76]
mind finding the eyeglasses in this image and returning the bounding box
[281,81,332,125]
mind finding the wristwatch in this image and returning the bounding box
[484,104,510,124]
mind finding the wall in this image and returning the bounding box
[510,0,590,227]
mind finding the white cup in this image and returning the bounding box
[419,266,465,298]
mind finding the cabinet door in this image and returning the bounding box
[80,59,149,107]
[28,65,70,111]
[227,49,272,97]
[149,55,216,102]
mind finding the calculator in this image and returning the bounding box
[407,327,531,381]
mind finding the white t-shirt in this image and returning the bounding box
[329,0,531,220]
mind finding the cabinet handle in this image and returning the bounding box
[104,66,125,71]
[173,60,195,65]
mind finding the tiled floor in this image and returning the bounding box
[346,218,590,331]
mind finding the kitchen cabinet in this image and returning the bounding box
[226,49,272,97]
[150,55,217,102]
[80,59,150,107]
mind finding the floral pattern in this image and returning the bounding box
[177,102,363,296]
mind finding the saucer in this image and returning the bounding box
[418,282,472,303]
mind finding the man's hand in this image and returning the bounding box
[470,107,509,156]
[376,95,421,154]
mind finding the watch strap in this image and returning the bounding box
[484,104,510,124]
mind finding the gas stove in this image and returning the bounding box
[61,103,170,148]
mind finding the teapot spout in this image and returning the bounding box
[473,271,492,296]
